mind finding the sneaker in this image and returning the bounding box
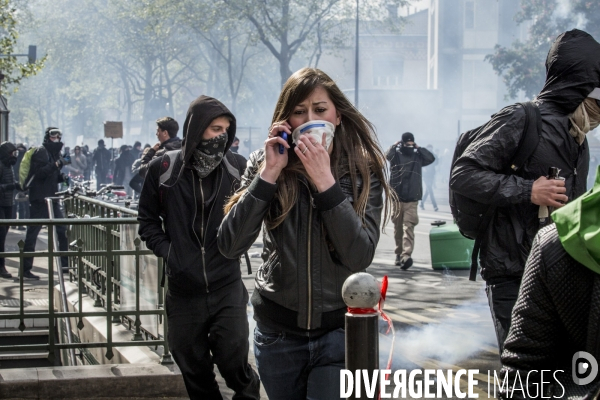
[400,257,413,271]
[434,207,439,212]
[22,272,40,280]
[395,255,402,266]
[420,204,425,210]
[0,269,12,279]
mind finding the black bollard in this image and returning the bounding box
[342,272,381,400]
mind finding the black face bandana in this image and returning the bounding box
[400,145,415,156]
[230,146,239,153]
[45,141,64,156]
[190,133,228,178]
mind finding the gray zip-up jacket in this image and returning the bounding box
[218,150,383,332]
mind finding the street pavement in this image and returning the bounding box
[0,185,503,399]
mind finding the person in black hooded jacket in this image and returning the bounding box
[137,96,259,400]
[450,29,599,354]
[0,142,20,279]
[23,127,71,280]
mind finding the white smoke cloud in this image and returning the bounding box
[552,0,588,29]
[379,286,497,370]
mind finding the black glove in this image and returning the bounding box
[14,181,22,192]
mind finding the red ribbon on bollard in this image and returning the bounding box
[378,276,395,400]
[347,307,378,314]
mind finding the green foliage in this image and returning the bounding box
[0,0,44,93]
[486,0,600,100]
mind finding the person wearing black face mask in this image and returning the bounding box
[386,132,435,269]
[0,142,21,278]
[138,96,258,400]
[22,127,71,280]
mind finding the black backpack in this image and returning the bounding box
[449,101,541,280]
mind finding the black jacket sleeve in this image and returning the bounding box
[450,105,535,207]
[137,158,170,260]
[217,151,274,259]
[417,147,435,167]
[385,144,397,161]
[31,148,60,181]
[313,174,383,271]
[137,149,157,179]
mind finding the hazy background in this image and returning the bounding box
[2,0,599,181]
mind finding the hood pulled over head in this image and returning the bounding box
[537,29,600,115]
[0,141,17,165]
[181,95,236,165]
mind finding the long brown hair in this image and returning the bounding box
[225,67,394,229]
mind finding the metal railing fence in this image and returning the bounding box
[0,213,172,366]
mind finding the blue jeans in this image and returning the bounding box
[254,324,345,400]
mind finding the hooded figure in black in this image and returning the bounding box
[23,127,71,280]
[0,142,20,278]
[138,96,259,400]
[450,29,599,354]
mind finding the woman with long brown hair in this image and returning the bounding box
[218,68,393,399]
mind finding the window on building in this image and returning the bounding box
[373,56,404,87]
[465,1,475,29]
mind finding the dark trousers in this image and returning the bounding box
[485,277,521,354]
[166,279,260,400]
[0,205,13,269]
[24,201,68,272]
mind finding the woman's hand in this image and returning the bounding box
[261,122,291,184]
[295,132,335,192]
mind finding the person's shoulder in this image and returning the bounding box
[228,151,247,165]
[535,224,569,270]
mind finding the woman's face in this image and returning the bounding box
[288,86,341,132]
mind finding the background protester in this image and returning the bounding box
[420,144,438,211]
[219,68,393,400]
[386,132,435,269]
[93,139,112,190]
[113,145,136,195]
[138,96,259,400]
[0,142,20,279]
[23,127,71,279]
[68,145,88,179]
[450,29,598,353]
[137,117,181,179]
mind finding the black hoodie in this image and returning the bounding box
[450,29,598,281]
[137,96,246,296]
[29,138,66,203]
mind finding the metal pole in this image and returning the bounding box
[354,0,360,108]
[46,198,77,366]
[342,272,380,400]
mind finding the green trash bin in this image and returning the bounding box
[429,221,475,270]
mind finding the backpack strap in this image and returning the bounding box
[223,151,253,274]
[511,101,541,172]
[469,101,540,281]
[223,151,241,182]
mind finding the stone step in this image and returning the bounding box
[0,351,49,360]
[0,328,49,337]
